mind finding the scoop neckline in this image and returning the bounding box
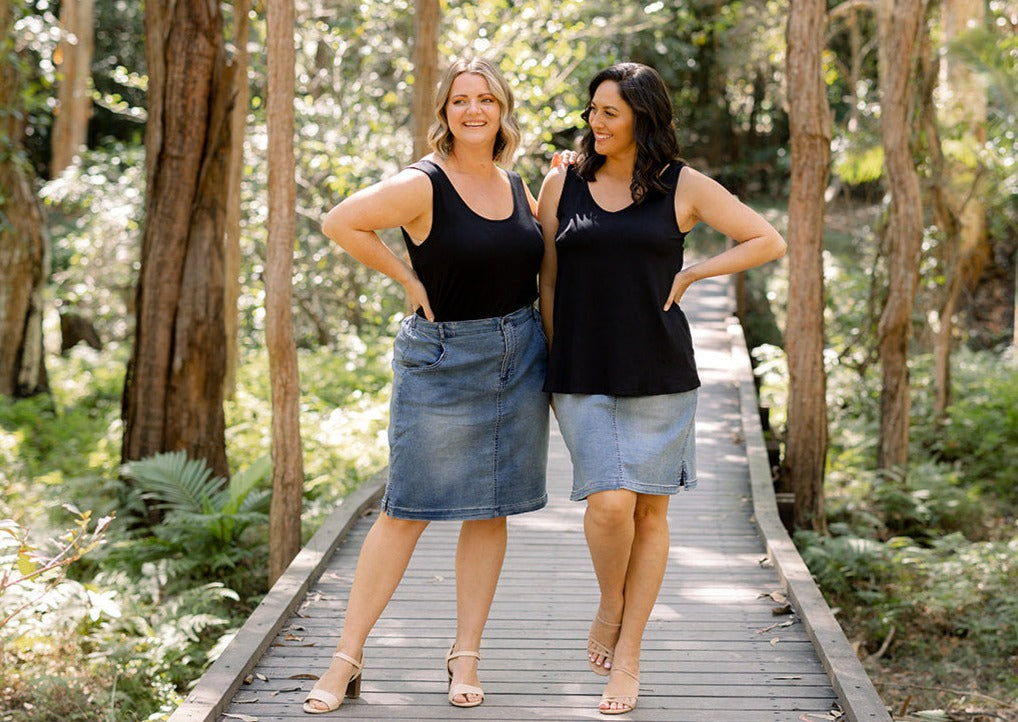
[419,159,516,222]
[583,162,680,214]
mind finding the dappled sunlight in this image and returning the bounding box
[668,544,760,569]
[511,507,585,532]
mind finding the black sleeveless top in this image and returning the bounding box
[544,163,700,396]
[400,160,543,322]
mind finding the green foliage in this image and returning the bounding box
[0,507,113,630]
[798,527,1018,692]
[912,352,1018,509]
[117,451,272,598]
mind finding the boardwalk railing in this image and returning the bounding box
[727,321,889,722]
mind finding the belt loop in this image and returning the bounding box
[438,322,446,342]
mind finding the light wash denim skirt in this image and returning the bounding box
[553,389,698,501]
[384,305,550,520]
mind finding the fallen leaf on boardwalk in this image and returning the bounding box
[772,675,802,680]
[271,685,303,695]
[242,674,254,685]
[283,633,304,641]
[222,714,258,722]
[288,673,319,680]
[758,556,774,568]
[771,603,794,615]
[255,673,268,682]
[759,590,788,604]
[799,714,837,721]
[757,618,796,634]
[288,624,307,632]
[273,642,316,647]
[769,637,780,646]
[234,696,259,704]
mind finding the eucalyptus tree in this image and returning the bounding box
[50,0,94,175]
[783,0,830,531]
[875,0,930,470]
[224,0,252,399]
[122,0,234,477]
[928,0,989,419]
[411,0,439,162]
[0,0,49,398]
[266,0,304,584]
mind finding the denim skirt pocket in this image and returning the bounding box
[393,318,446,370]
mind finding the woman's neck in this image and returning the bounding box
[597,148,637,182]
[444,146,499,177]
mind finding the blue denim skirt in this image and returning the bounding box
[384,305,550,520]
[553,390,698,501]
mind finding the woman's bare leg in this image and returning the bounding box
[306,511,428,711]
[583,489,638,669]
[448,516,508,704]
[600,493,670,711]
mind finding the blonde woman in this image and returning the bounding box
[304,57,549,713]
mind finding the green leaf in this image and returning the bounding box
[16,550,37,577]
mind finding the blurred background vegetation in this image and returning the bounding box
[1,0,1016,720]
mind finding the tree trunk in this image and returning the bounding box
[876,0,928,471]
[783,0,831,533]
[266,0,304,585]
[123,0,234,476]
[224,0,251,399]
[0,0,49,398]
[50,0,95,175]
[411,0,440,161]
[931,0,988,418]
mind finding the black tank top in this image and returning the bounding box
[544,163,700,396]
[400,160,543,322]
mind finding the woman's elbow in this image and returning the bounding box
[769,231,788,260]
[321,207,339,239]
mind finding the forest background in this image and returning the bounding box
[0,0,1016,720]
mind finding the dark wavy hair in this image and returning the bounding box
[576,63,681,203]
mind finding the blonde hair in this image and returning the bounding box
[427,57,521,165]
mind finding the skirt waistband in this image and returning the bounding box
[407,304,538,339]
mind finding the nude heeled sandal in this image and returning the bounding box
[588,614,622,676]
[303,651,363,714]
[446,644,485,708]
[598,665,639,715]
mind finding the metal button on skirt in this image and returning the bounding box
[383,305,550,520]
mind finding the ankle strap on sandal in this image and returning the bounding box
[332,651,363,670]
[446,649,481,661]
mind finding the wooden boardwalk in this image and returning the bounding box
[170,277,890,722]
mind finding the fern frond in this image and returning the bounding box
[122,451,225,514]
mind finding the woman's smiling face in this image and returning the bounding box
[587,80,636,157]
[445,72,501,145]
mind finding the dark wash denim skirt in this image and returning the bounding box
[553,389,698,502]
[383,304,550,520]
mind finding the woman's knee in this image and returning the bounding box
[633,494,670,530]
[374,511,429,539]
[460,516,507,537]
[586,490,637,525]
